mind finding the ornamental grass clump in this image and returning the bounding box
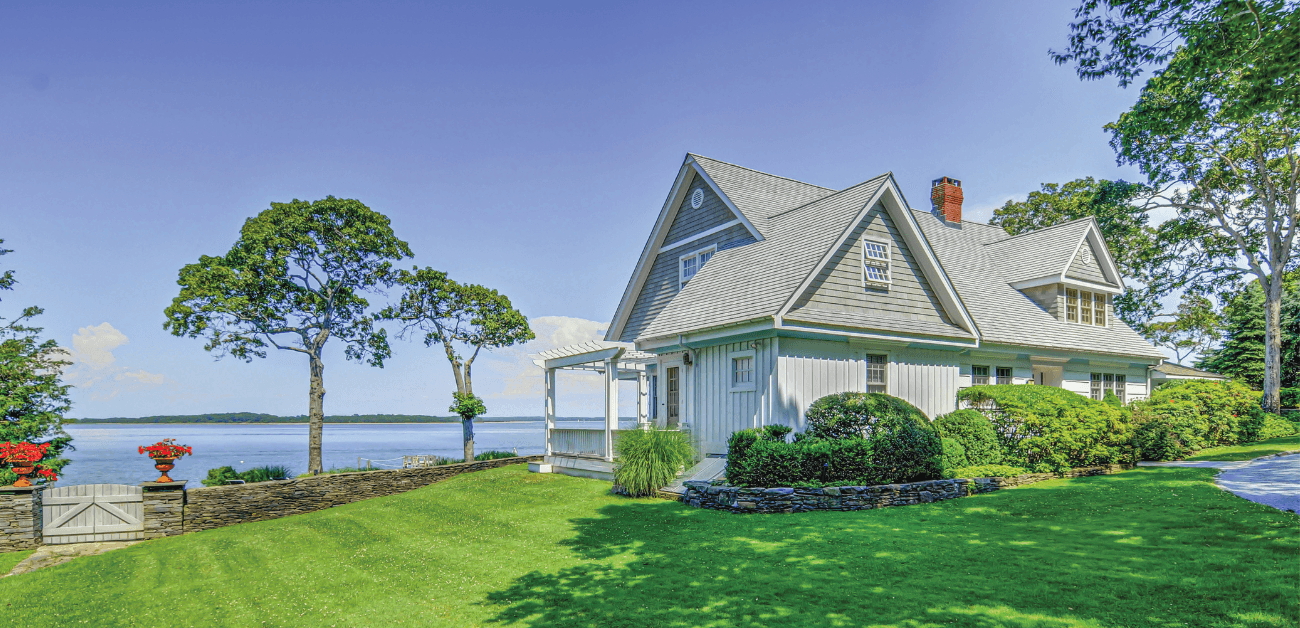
[613,427,695,497]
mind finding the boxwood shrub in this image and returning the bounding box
[955,385,1132,472]
[726,393,942,487]
[933,409,1003,466]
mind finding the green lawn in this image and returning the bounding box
[1185,435,1300,461]
[0,548,33,575]
[3,464,1297,627]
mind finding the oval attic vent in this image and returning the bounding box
[691,188,704,209]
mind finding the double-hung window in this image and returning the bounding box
[1090,372,1127,402]
[866,354,888,393]
[862,237,891,287]
[972,365,990,386]
[995,367,1013,385]
[1066,288,1110,327]
[1066,289,1079,323]
[679,245,716,288]
[1093,293,1107,326]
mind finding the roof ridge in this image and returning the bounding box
[767,172,890,220]
[908,208,1009,232]
[988,216,1094,245]
[689,153,836,193]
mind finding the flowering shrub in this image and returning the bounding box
[1,441,51,463]
[36,468,58,482]
[139,439,193,459]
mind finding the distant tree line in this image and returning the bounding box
[65,413,546,424]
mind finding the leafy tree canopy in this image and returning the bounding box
[1198,272,1300,388]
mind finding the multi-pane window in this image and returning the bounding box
[866,354,887,393]
[679,246,716,288]
[665,367,680,428]
[732,356,754,386]
[862,238,891,286]
[1090,372,1127,402]
[1093,293,1107,326]
[972,365,990,386]
[1066,288,1109,326]
[995,367,1013,385]
[1080,290,1093,325]
[1066,289,1079,323]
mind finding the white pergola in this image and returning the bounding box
[532,341,657,463]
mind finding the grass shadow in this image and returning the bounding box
[484,468,1299,628]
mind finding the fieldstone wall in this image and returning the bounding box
[141,481,187,539]
[681,463,1133,513]
[0,486,44,551]
[183,455,543,533]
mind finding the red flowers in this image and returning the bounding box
[139,439,193,460]
[1,441,50,464]
[36,468,58,482]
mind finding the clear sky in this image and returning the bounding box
[1,1,1159,418]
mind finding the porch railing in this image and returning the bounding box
[550,428,611,458]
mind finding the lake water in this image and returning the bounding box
[57,420,618,486]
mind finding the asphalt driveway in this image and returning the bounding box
[1140,453,1300,513]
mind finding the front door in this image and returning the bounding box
[665,366,680,429]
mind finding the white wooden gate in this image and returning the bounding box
[42,484,144,544]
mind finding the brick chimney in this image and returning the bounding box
[931,177,963,223]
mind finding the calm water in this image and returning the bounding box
[57,420,614,486]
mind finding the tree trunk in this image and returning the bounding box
[1262,280,1283,413]
[462,418,474,463]
[308,353,326,473]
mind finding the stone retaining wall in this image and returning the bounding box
[0,486,43,551]
[681,464,1133,513]
[183,455,543,533]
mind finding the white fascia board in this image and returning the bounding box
[1065,220,1126,290]
[1063,277,1124,294]
[635,318,776,351]
[660,219,743,253]
[605,159,696,341]
[687,159,765,243]
[778,320,979,350]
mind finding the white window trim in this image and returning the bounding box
[861,235,892,288]
[729,349,757,392]
[679,244,718,289]
[865,351,890,394]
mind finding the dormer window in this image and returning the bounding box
[862,237,891,287]
[679,245,716,288]
[1065,288,1108,327]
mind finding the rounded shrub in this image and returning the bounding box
[956,384,1132,471]
[933,409,1003,466]
[807,392,942,483]
[806,392,930,439]
[614,427,695,497]
[941,438,969,472]
[1129,379,1268,459]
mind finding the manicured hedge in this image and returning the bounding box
[934,409,1003,466]
[955,385,1132,472]
[725,394,942,487]
[1129,379,1276,460]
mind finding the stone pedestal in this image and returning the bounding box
[141,480,186,539]
[0,485,45,551]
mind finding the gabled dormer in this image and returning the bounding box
[987,218,1124,328]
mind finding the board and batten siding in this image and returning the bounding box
[788,203,955,327]
[889,349,960,418]
[685,338,779,455]
[620,175,756,342]
[1066,240,1111,285]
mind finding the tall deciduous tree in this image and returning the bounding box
[1142,293,1222,364]
[990,177,1163,324]
[164,198,411,473]
[0,240,73,484]
[381,268,533,461]
[1199,273,1300,388]
[1056,1,1300,412]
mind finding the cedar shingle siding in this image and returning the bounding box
[788,203,956,329]
[1066,240,1110,284]
[620,176,755,342]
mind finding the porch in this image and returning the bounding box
[528,341,656,481]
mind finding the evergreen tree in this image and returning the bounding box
[1199,274,1300,389]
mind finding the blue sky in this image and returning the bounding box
[1,2,1158,418]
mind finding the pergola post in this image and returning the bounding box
[637,371,649,428]
[604,357,618,462]
[544,367,557,457]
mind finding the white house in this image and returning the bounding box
[533,154,1167,479]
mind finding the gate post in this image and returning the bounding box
[141,481,187,539]
[0,485,44,551]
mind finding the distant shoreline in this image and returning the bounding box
[64,414,612,425]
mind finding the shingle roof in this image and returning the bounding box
[912,210,1166,359]
[690,154,836,237]
[1154,363,1227,379]
[639,175,893,339]
[983,218,1094,285]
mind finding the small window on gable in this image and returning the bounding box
[862,237,891,287]
[679,245,717,289]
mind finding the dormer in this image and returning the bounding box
[985,218,1124,326]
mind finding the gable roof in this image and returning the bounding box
[1153,363,1226,379]
[912,211,1165,359]
[638,173,977,343]
[605,154,836,341]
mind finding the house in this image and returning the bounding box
[531,154,1168,480]
[1149,362,1229,386]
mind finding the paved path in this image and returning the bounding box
[1140,452,1300,513]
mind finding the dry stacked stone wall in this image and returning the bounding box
[184,455,543,532]
[0,486,43,551]
[681,464,1132,513]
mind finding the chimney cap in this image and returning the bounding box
[931,177,961,187]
